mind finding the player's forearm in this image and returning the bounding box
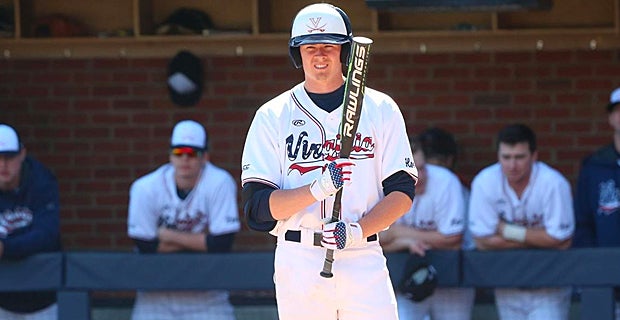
[497,222,572,249]
[422,233,462,250]
[157,241,184,253]
[475,235,525,250]
[158,228,207,252]
[379,236,412,252]
[358,191,412,238]
[523,228,572,249]
[269,185,318,220]
[384,224,461,249]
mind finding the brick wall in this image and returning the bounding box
[1,49,619,252]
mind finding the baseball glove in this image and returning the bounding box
[398,254,438,302]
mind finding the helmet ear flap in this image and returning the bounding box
[333,5,352,67]
[340,42,351,66]
[289,47,302,69]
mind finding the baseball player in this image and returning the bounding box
[418,127,476,252]
[127,120,240,320]
[380,138,474,320]
[0,124,61,320]
[240,3,417,320]
[573,87,620,319]
[468,123,574,320]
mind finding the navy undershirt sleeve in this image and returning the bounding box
[242,182,277,232]
[382,170,415,201]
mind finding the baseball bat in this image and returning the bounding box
[320,36,373,278]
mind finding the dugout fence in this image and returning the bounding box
[1,249,616,319]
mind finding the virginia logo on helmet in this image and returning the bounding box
[307,18,326,33]
[289,3,353,69]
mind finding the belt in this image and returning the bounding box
[284,230,377,247]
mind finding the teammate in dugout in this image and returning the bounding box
[127,120,240,320]
[573,87,620,320]
[0,124,61,320]
[241,3,417,320]
[468,123,575,320]
[417,127,476,253]
[380,136,474,320]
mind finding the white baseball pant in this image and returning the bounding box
[494,287,571,320]
[131,291,235,320]
[396,287,475,320]
[274,236,397,320]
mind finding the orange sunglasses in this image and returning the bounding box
[170,147,202,158]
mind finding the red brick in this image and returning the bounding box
[3,50,620,252]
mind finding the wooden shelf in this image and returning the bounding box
[0,0,618,59]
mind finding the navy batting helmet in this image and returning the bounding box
[289,3,352,69]
[398,254,438,302]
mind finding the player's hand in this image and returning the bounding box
[309,159,355,201]
[321,221,364,250]
[405,238,431,257]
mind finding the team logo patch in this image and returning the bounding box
[292,119,306,127]
[405,157,415,168]
[598,179,620,215]
[0,207,33,238]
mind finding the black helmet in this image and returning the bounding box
[288,3,352,69]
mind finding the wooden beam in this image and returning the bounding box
[1,30,619,59]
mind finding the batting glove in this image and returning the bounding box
[309,159,355,202]
[321,221,364,250]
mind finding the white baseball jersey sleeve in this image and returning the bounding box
[395,164,465,236]
[241,82,417,235]
[468,162,574,240]
[128,162,240,240]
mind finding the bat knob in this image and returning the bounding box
[320,271,334,278]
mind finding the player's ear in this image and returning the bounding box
[18,147,27,161]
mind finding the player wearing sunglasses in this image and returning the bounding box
[127,120,241,320]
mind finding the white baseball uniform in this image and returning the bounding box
[241,82,417,320]
[468,161,574,320]
[128,162,240,320]
[394,164,475,320]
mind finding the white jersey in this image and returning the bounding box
[395,164,465,236]
[241,82,417,235]
[468,161,574,240]
[128,162,240,240]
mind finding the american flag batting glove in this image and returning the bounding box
[321,221,364,250]
[309,159,355,201]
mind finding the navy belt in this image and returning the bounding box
[284,230,377,247]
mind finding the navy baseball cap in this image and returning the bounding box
[0,124,21,155]
[607,87,620,113]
